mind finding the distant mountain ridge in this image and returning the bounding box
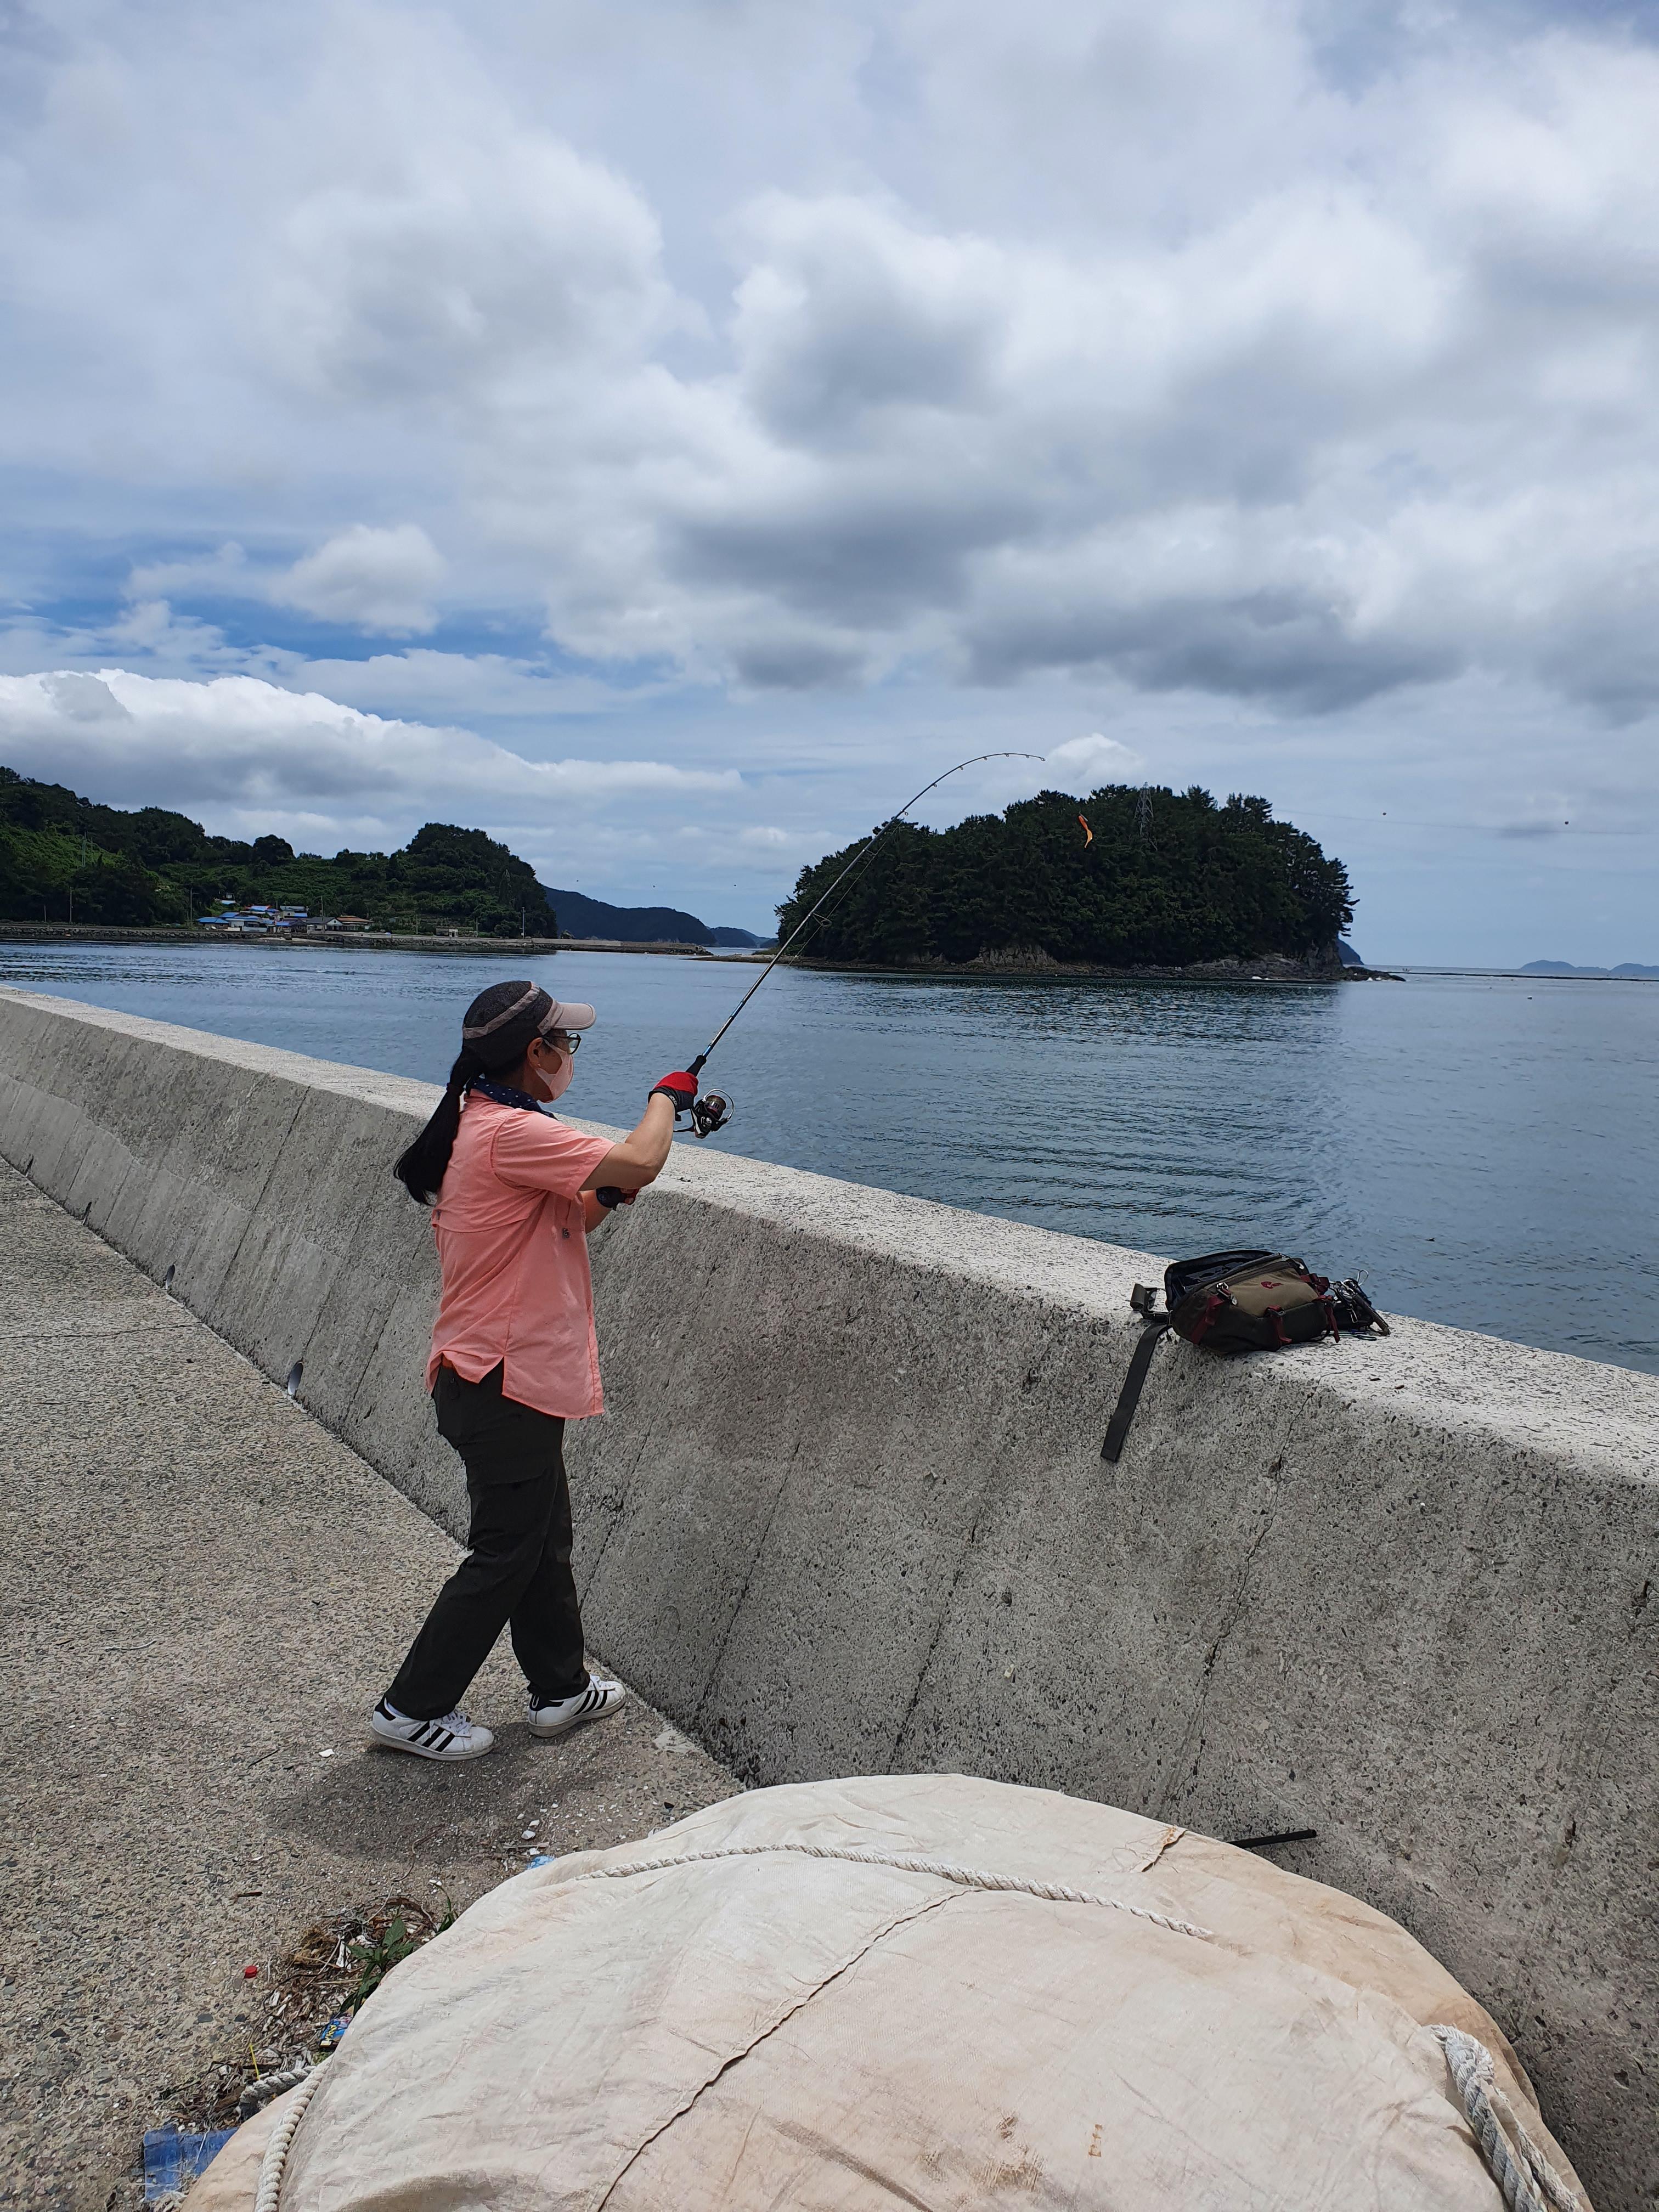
[1521,958,1659,978]
[543,884,763,946]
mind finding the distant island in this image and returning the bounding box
[1520,958,1659,979]
[544,885,761,947]
[0,767,762,946]
[778,785,1356,976]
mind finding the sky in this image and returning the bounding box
[2,0,1656,960]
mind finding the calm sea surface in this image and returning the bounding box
[4,940,1655,1376]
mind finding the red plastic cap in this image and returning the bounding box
[243,1964,258,1978]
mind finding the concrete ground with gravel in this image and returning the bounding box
[0,1163,740,2211]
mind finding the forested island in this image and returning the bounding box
[776,785,1355,974]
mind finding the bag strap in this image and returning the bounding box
[1102,1318,1171,1464]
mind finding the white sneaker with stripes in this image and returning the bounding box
[369,1697,494,1761]
[527,1674,628,1739]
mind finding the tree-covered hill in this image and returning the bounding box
[776,785,1353,969]
[545,884,761,946]
[0,768,552,934]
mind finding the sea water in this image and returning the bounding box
[3,939,1655,1376]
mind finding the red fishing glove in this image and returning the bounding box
[650,1071,698,1113]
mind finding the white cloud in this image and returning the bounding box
[272,524,448,634]
[106,599,235,662]
[125,529,452,638]
[0,669,737,837]
[731,193,1008,444]
[255,648,672,723]
[262,97,674,408]
[1044,733,1147,793]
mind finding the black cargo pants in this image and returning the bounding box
[386,1363,589,1721]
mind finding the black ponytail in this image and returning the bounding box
[394,1047,486,1204]
[398,979,567,1201]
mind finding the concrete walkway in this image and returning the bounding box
[0,1164,738,2211]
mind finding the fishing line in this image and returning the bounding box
[676,751,1046,1133]
[767,823,894,962]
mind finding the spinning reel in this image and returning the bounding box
[673,1048,732,1141]
[594,1085,730,1210]
[685,1090,731,1139]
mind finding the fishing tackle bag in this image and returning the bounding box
[1103,1249,1388,1463]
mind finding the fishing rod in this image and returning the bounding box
[673,752,1047,1138]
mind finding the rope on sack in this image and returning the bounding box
[239,2059,312,2117]
[253,2061,328,2212]
[574,1841,1216,1943]
[1432,2027,1583,2212]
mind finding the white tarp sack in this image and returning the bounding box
[195,1774,1590,2210]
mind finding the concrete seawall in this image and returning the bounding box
[2,985,1654,2208]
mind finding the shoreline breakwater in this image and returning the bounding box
[1,983,1652,2209]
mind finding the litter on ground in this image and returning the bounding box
[142,2125,234,2201]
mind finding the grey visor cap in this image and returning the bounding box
[460,982,597,1067]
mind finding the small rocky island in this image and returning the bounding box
[780,783,1373,979]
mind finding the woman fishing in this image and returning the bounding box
[370,979,696,1763]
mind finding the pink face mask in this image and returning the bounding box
[539,1047,574,1102]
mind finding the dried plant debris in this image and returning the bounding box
[163,1894,454,2135]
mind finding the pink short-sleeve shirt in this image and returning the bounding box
[425,1093,616,1419]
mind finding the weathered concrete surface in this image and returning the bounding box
[1,985,1655,2208]
[0,1161,737,2212]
